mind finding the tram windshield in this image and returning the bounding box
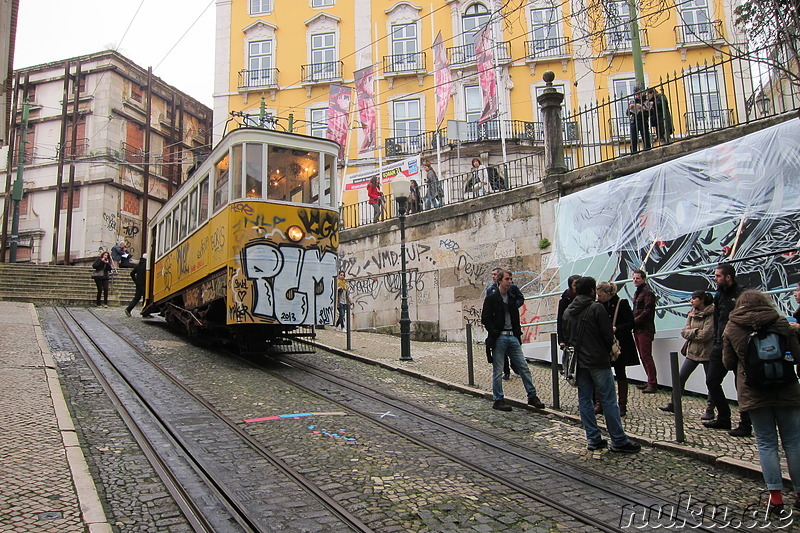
[267,145,324,204]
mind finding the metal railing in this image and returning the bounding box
[341,153,544,229]
[121,142,144,165]
[382,52,427,74]
[447,41,512,67]
[601,28,649,52]
[238,68,280,89]
[301,61,343,83]
[674,20,724,45]
[63,138,89,158]
[525,37,570,59]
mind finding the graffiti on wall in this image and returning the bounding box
[239,242,337,325]
[347,270,429,310]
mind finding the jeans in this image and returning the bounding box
[491,335,538,401]
[706,358,731,421]
[634,331,657,387]
[577,366,630,447]
[749,405,800,491]
[335,303,348,329]
[371,201,383,223]
[424,196,442,210]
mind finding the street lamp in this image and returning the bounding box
[393,175,413,361]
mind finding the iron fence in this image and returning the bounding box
[341,153,544,229]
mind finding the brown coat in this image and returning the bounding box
[680,304,715,362]
[722,302,800,412]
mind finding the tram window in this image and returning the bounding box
[213,153,230,211]
[179,198,189,239]
[246,144,264,198]
[199,177,209,222]
[188,189,198,232]
[157,221,164,257]
[231,144,243,201]
[164,214,172,251]
[172,208,180,244]
[266,145,317,203]
[323,153,335,206]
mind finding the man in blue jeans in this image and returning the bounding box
[481,269,545,411]
[562,276,641,453]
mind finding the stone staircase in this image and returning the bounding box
[0,263,138,307]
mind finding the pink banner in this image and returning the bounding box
[474,26,498,124]
[433,32,453,131]
[354,66,377,154]
[327,84,352,159]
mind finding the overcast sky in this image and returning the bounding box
[13,0,215,107]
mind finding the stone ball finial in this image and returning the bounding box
[543,71,555,85]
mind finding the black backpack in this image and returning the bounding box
[743,322,797,388]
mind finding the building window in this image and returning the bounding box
[250,0,272,15]
[678,0,712,43]
[464,85,499,140]
[605,0,632,49]
[311,0,334,6]
[130,84,143,103]
[60,190,80,210]
[687,69,726,133]
[463,3,491,39]
[611,77,638,138]
[392,98,422,152]
[310,108,328,138]
[248,40,274,86]
[530,7,562,56]
[310,32,337,80]
[390,24,420,72]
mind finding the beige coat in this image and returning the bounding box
[722,302,800,412]
[680,304,715,362]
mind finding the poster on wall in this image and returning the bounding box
[342,155,421,191]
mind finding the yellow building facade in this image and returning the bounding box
[213,0,743,208]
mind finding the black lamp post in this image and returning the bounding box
[393,176,413,361]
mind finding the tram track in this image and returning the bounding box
[267,347,755,532]
[54,307,373,533]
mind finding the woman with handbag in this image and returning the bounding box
[658,290,716,417]
[596,281,639,416]
[464,157,487,198]
[367,176,384,223]
[92,251,113,307]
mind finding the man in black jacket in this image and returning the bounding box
[563,277,640,453]
[125,254,147,317]
[703,263,750,436]
[486,266,525,379]
[481,269,545,411]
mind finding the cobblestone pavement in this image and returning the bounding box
[8,301,800,532]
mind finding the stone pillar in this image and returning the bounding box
[536,71,567,176]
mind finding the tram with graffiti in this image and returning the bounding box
[142,127,340,354]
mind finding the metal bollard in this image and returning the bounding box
[466,323,475,386]
[669,351,685,443]
[346,305,352,351]
[550,333,560,410]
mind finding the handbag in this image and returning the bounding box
[562,307,589,387]
[92,269,105,279]
[680,340,688,357]
[610,300,622,362]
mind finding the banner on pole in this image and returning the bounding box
[327,84,352,159]
[342,155,421,191]
[433,32,453,130]
[474,25,498,124]
[354,66,377,153]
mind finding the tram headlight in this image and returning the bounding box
[287,225,305,242]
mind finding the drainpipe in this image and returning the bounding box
[64,61,82,265]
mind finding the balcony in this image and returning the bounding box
[63,138,89,158]
[674,20,724,46]
[447,41,512,68]
[602,28,649,53]
[685,109,733,135]
[525,37,570,60]
[301,61,343,84]
[382,52,427,75]
[385,130,447,156]
[121,142,145,165]
[238,68,280,90]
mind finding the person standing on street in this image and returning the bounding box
[92,251,113,308]
[704,263,751,436]
[334,271,352,332]
[486,266,525,380]
[125,254,147,317]
[481,269,545,411]
[563,276,641,453]
[596,281,639,417]
[632,269,658,393]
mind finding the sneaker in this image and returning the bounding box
[642,386,658,394]
[610,441,642,454]
[493,400,512,412]
[527,395,545,409]
[635,383,648,390]
[587,439,608,451]
[700,408,715,421]
[728,425,752,437]
[103,304,109,308]
[124,309,132,317]
[658,403,674,413]
[702,418,732,430]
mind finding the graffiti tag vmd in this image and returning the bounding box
[242,243,337,325]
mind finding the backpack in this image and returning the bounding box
[743,322,797,388]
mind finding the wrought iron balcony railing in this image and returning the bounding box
[602,28,649,52]
[525,37,570,59]
[238,68,280,90]
[447,41,512,67]
[674,20,723,45]
[301,61,343,83]
[382,52,427,74]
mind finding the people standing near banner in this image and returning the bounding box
[423,161,443,209]
[408,180,422,214]
[367,175,385,223]
[628,87,652,153]
[632,269,658,393]
[465,157,488,198]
